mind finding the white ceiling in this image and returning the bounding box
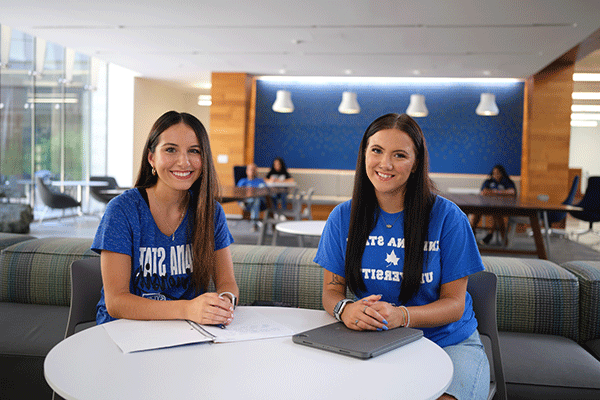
[2,0,600,89]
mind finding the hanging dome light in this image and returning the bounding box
[272,90,294,113]
[406,94,428,117]
[476,93,499,116]
[338,91,360,114]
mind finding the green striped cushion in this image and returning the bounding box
[560,261,600,343]
[482,256,580,341]
[0,233,36,251]
[229,244,323,310]
[0,238,96,306]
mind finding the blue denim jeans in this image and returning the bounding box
[241,198,263,220]
[442,330,490,400]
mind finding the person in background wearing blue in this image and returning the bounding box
[265,157,295,215]
[315,113,489,400]
[237,163,267,232]
[93,111,238,326]
[470,164,516,245]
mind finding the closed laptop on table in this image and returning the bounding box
[292,322,423,359]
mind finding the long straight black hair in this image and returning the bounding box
[135,111,220,292]
[345,113,437,304]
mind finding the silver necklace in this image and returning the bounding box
[151,189,187,241]
[380,210,402,229]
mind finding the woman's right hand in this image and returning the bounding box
[186,292,234,326]
[341,295,389,331]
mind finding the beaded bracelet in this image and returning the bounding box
[399,305,410,327]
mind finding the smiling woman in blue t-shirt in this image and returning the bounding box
[93,111,238,326]
[314,113,489,400]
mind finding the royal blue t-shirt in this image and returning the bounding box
[92,188,233,324]
[481,177,515,192]
[236,177,266,188]
[314,196,485,347]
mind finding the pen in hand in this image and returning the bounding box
[216,291,236,329]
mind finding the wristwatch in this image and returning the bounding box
[333,299,354,322]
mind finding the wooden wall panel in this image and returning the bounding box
[209,72,253,215]
[521,53,575,203]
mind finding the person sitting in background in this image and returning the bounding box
[237,163,266,231]
[470,164,516,245]
[266,157,295,215]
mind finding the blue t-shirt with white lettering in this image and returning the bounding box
[314,196,484,347]
[92,188,233,324]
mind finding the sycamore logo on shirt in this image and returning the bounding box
[361,237,437,284]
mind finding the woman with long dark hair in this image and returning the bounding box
[93,111,238,326]
[266,156,295,211]
[470,164,516,245]
[315,113,489,399]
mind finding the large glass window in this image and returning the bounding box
[0,28,34,204]
[1,24,109,216]
[34,40,63,180]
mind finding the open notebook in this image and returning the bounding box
[103,306,295,353]
[293,322,423,359]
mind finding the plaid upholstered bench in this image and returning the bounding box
[560,261,600,363]
[483,257,600,399]
[0,232,36,251]
[0,237,97,400]
[2,238,600,400]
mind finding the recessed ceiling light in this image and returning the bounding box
[344,69,352,75]
[571,120,597,127]
[197,95,212,106]
[572,105,600,112]
[193,82,212,90]
[571,113,600,120]
[573,73,600,81]
[572,92,600,100]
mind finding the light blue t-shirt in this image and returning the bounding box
[314,196,484,347]
[236,177,266,188]
[92,188,233,324]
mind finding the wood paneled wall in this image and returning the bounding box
[209,72,255,214]
[521,49,576,202]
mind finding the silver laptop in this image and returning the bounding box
[292,322,423,359]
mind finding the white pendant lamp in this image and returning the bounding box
[476,93,499,116]
[338,91,360,114]
[406,94,428,117]
[272,90,294,113]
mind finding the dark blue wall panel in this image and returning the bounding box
[254,79,524,175]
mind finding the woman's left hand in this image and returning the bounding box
[368,301,406,329]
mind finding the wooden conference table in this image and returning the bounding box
[218,184,291,204]
[45,307,453,400]
[442,192,581,259]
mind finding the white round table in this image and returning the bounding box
[45,307,453,400]
[274,220,326,247]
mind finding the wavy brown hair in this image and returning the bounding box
[345,113,437,304]
[135,111,220,291]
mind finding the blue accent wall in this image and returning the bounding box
[254,79,524,176]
